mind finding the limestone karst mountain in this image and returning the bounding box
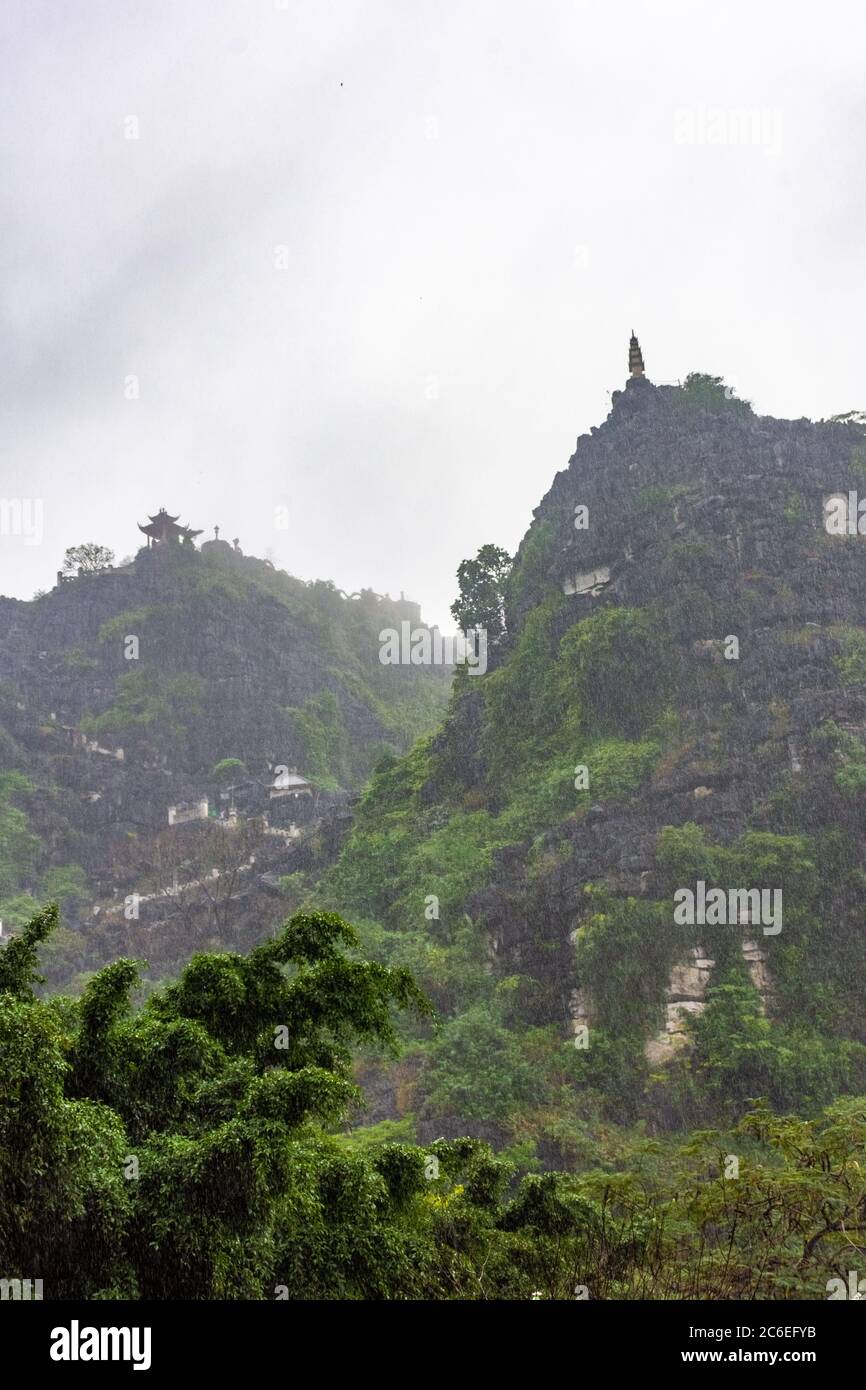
[326,363,866,1151]
[0,526,449,981]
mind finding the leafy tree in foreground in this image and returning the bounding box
[1,905,866,1300]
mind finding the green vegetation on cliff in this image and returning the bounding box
[315,379,866,1177]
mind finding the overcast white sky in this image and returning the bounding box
[1,0,865,628]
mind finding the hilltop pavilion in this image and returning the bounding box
[138,509,203,547]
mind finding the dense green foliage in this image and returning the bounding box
[2,904,865,1300]
[320,593,683,1153]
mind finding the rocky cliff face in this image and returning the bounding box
[472,375,866,1041]
[328,372,866,1142]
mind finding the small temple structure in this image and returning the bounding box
[138,509,203,548]
[628,331,645,379]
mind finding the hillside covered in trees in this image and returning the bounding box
[319,372,866,1173]
[0,531,448,984]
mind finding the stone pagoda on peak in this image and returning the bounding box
[628,331,646,379]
